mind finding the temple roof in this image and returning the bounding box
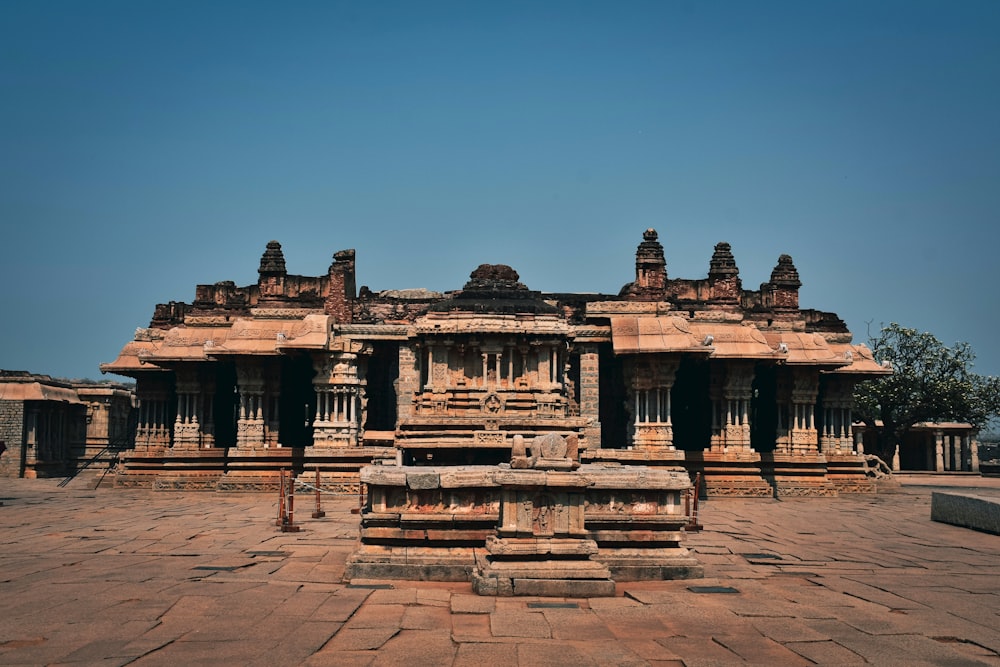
[763,331,848,366]
[824,343,893,376]
[0,380,82,403]
[610,316,864,362]
[610,316,708,355]
[100,315,332,373]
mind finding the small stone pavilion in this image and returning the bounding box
[0,371,135,479]
[102,229,889,495]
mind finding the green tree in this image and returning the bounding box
[853,323,1000,465]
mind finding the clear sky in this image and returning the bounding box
[2,1,998,383]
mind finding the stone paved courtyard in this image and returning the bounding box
[2,474,999,666]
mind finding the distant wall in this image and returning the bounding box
[0,400,24,477]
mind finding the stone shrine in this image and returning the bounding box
[346,432,700,595]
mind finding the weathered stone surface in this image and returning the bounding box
[359,467,407,486]
[350,460,704,592]
[931,491,1000,534]
[405,471,441,490]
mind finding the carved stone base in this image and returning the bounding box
[344,545,476,582]
[472,553,615,597]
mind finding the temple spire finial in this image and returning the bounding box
[259,240,287,275]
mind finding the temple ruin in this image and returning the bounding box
[101,229,890,495]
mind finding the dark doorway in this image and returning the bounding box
[751,364,778,453]
[278,354,316,447]
[671,356,710,451]
[365,342,399,431]
[211,362,237,448]
[599,344,628,449]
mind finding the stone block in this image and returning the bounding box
[406,471,441,490]
[360,467,406,486]
[512,578,616,597]
[931,492,1000,535]
[439,468,498,488]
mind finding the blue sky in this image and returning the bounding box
[2,1,998,383]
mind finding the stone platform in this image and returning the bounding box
[2,474,1000,665]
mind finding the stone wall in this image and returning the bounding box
[0,400,24,477]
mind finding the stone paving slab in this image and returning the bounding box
[1,474,1000,665]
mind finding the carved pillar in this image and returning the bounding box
[971,433,980,473]
[789,369,819,455]
[432,344,450,393]
[310,351,362,448]
[172,367,203,450]
[22,406,39,470]
[397,344,418,423]
[628,357,677,450]
[774,371,792,454]
[134,375,173,452]
[235,360,266,450]
[720,362,753,453]
[263,363,281,448]
[199,374,216,448]
[708,364,725,452]
[819,378,853,455]
[578,344,601,449]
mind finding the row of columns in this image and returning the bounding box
[935,432,980,472]
[134,353,367,451]
[628,360,855,456]
[819,405,853,453]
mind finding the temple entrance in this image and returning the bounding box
[278,354,316,447]
[364,341,398,432]
[599,345,628,449]
[211,361,238,448]
[672,357,710,451]
[751,364,778,453]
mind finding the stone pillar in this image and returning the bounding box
[172,367,202,450]
[235,360,266,450]
[578,344,601,449]
[790,369,819,455]
[934,431,944,472]
[971,433,980,473]
[709,365,725,452]
[774,373,792,454]
[819,379,853,455]
[200,374,216,449]
[23,406,39,472]
[310,352,362,448]
[536,343,551,391]
[134,376,173,452]
[722,363,753,453]
[263,364,281,448]
[627,357,677,450]
[432,344,450,393]
[397,344,419,423]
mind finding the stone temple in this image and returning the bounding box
[102,229,889,496]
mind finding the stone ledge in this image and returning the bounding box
[931,492,1000,535]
